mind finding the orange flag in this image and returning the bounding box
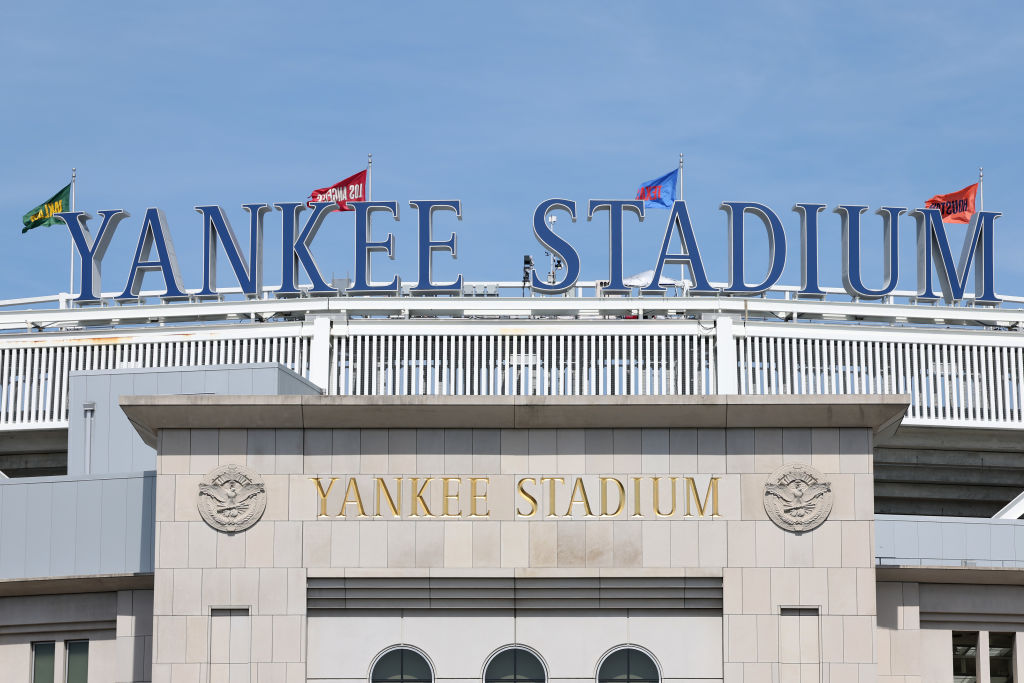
[925,183,978,224]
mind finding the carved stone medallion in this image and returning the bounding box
[197,464,267,533]
[763,462,833,533]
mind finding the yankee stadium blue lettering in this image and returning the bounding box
[55,196,1002,306]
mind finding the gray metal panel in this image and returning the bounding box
[99,477,128,574]
[874,516,895,559]
[23,483,52,577]
[917,522,942,562]
[49,479,78,576]
[133,370,159,398]
[252,367,279,392]
[203,370,230,396]
[228,369,254,395]
[87,373,112,473]
[940,522,965,561]
[67,374,87,473]
[0,484,26,577]
[1015,526,1024,563]
[123,474,144,573]
[156,370,182,395]
[106,373,135,473]
[0,472,155,580]
[964,522,991,562]
[991,524,1014,561]
[180,368,206,394]
[892,520,919,560]
[877,514,1024,569]
[67,364,320,476]
[75,479,103,575]
[279,374,308,394]
[273,366,321,395]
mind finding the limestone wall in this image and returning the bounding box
[150,424,876,683]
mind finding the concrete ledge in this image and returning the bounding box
[0,573,153,597]
[876,565,1024,586]
[305,567,724,579]
[121,394,909,446]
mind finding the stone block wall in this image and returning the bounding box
[151,424,876,683]
[0,588,151,682]
[877,580,1024,683]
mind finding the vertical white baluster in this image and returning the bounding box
[997,346,1008,423]
[996,346,1006,423]
[0,348,10,425]
[1011,348,1019,421]
[629,335,637,395]
[980,346,990,422]
[942,344,952,421]
[925,344,934,420]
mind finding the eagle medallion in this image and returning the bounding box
[197,464,267,533]
[763,462,833,533]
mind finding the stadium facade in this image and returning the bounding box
[0,271,1022,683]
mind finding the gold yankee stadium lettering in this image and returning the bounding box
[311,475,720,520]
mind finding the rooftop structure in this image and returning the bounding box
[0,286,1020,682]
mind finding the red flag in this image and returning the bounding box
[925,182,978,224]
[309,169,368,211]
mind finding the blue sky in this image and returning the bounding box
[1,2,1022,300]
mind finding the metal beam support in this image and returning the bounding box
[993,489,1024,519]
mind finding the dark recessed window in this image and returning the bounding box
[598,648,659,683]
[66,640,89,683]
[485,648,546,683]
[953,631,978,683]
[372,648,433,683]
[990,632,1014,683]
[32,642,55,683]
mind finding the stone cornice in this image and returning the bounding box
[120,394,910,447]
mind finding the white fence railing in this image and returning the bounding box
[734,325,1024,427]
[0,312,1022,430]
[332,332,716,397]
[0,324,311,428]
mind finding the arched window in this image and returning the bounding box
[372,648,433,683]
[597,648,659,683]
[484,647,546,683]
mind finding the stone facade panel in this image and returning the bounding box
[150,423,879,680]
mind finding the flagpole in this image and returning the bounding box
[979,166,984,212]
[678,153,685,286]
[69,168,76,297]
[678,152,684,199]
[367,153,372,202]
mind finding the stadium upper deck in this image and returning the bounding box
[0,281,1021,432]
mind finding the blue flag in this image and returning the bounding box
[635,169,678,209]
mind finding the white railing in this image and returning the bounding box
[4,283,1024,334]
[0,297,1022,430]
[332,330,716,397]
[735,323,1024,427]
[6,280,1024,312]
[0,324,311,428]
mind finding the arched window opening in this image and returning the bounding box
[372,648,433,683]
[597,648,659,683]
[485,648,546,683]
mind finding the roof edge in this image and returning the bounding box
[121,394,910,446]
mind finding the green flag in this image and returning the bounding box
[22,183,71,233]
